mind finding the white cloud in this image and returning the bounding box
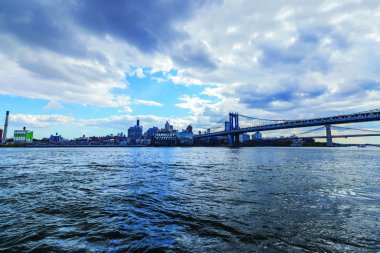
[43,100,64,110]
[8,113,212,138]
[134,99,163,107]
[135,67,145,78]
[175,95,213,115]
[9,114,75,128]
[1,0,380,123]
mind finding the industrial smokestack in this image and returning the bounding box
[2,111,9,144]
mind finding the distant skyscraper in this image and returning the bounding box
[165,121,170,131]
[128,120,143,144]
[186,125,193,133]
[252,131,262,140]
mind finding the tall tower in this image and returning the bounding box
[2,111,9,144]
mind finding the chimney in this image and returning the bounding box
[2,111,9,144]
[137,119,140,127]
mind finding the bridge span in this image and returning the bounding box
[195,108,380,146]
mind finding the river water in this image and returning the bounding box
[0,147,379,252]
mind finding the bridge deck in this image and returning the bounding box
[196,110,380,139]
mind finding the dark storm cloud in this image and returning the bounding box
[0,0,87,57]
[239,78,327,109]
[0,0,214,70]
[334,79,380,98]
[259,25,349,73]
[171,43,218,71]
[73,0,202,52]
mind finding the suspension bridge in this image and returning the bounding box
[194,108,380,146]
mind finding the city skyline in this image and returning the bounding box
[1,0,380,143]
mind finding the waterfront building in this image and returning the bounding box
[252,131,262,140]
[154,130,178,146]
[136,138,152,145]
[49,133,63,143]
[76,135,89,145]
[144,127,158,139]
[240,133,250,143]
[178,130,194,145]
[0,128,2,143]
[14,127,33,144]
[128,120,143,144]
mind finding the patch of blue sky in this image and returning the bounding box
[0,95,49,115]
[0,94,120,119]
[119,69,220,117]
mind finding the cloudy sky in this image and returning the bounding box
[1,0,380,142]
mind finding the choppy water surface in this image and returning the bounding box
[0,147,379,252]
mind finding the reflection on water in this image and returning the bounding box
[0,147,379,252]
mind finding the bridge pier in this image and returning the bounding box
[326,124,333,147]
[228,134,240,146]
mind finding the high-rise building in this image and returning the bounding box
[128,120,143,144]
[186,125,193,133]
[252,131,262,140]
[165,121,170,131]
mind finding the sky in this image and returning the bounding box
[0,0,380,143]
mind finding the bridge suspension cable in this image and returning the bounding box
[332,126,380,133]
[296,126,326,136]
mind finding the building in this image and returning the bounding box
[0,128,2,143]
[252,131,262,140]
[144,127,158,139]
[240,133,250,143]
[178,130,194,145]
[49,133,63,143]
[165,121,170,131]
[128,120,143,144]
[76,135,89,145]
[153,121,179,145]
[154,130,178,146]
[14,127,33,144]
[186,125,193,133]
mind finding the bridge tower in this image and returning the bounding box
[326,124,333,147]
[228,112,240,146]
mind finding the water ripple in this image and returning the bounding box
[0,147,379,252]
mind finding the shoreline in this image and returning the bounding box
[0,144,378,148]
